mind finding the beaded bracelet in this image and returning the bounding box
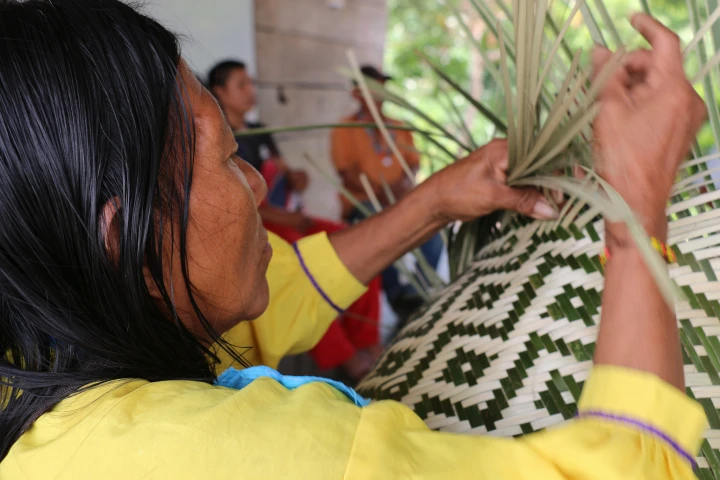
[599,237,677,267]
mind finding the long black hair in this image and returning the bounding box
[0,0,248,457]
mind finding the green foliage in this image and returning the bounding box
[381,0,720,303]
[385,0,714,177]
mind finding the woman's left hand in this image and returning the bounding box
[330,139,557,285]
[425,139,557,222]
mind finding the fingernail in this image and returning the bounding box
[532,200,559,220]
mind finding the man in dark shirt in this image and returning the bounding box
[208,60,310,229]
[233,120,298,208]
[233,120,276,172]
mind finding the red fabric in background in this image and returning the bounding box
[264,218,382,370]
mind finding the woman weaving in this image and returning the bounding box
[0,1,708,478]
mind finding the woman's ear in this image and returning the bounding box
[101,198,173,319]
[102,197,166,303]
[100,198,121,265]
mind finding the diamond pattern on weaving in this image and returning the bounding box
[357,210,720,477]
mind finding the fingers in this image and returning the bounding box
[550,169,568,204]
[591,47,613,81]
[624,49,652,74]
[494,152,509,171]
[690,90,708,134]
[629,15,704,133]
[496,186,558,220]
[631,13,683,69]
[595,48,654,103]
[572,165,588,180]
[592,47,629,102]
[596,13,685,104]
[621,50,654,97]
[470,138,509,171]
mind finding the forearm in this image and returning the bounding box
[594,220,684,390]
[329,184,445,285]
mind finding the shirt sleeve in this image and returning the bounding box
[346,365,707,479]
[216,232,367,370]
[19,366,706,479]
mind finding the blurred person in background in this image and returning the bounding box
[331,65,444,322]
[208,60,382,381]
[207,60,309,223]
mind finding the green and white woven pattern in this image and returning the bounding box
[358,194,720,478]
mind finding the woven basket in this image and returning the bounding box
[353,2,720,476]
[358,194,720,478]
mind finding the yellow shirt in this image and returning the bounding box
[0,234,708,479]
[213,231,366,370]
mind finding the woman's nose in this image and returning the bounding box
[247,166,268,207]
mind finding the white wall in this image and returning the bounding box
[143,0,256,78]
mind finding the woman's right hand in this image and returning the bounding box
[592,14,707,390]
[592,13,706,240]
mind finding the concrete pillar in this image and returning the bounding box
[254,0,388,220]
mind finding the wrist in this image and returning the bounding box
[605,213,668,253]
[405,181,447,231]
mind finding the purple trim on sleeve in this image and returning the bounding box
[292,242,345,315]
[577,410,697,468]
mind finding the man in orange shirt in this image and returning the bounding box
[331,65,443,321]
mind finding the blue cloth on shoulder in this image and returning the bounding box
[215,366,371,407]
